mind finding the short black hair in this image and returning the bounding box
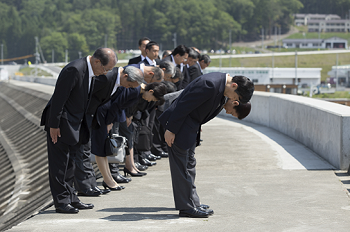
[162,81,177,93]
[144,82,167,105]
[138,37,150,46]
[173,67,184,81]
[92,47,117,66]
[234,102,251,120]
[199,54,211,64]
[172,45,189,56]
[188,48,200,60]
[146,41,159,50]
[231,75,254,104]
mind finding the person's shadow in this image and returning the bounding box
[99,207,178,221]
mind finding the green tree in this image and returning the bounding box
[40,32,68,62]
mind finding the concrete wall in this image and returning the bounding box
[246,91,350,170]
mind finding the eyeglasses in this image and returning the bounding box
[101,63,113,73]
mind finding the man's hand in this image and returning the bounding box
[126,116,133,127]
[164,130,175,147]
[107,123,113,133]
[50,128,61,144]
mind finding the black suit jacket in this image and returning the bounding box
[41,57,90,145]
[138,58,160,66]
[128,55,142,65]
[188,62,202,83]
[158,72,226,150]
[180,65,191,89]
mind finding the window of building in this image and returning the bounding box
[287,43,293,46]
[252,79,258,83]
[302,43,308,46]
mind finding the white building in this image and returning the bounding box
[308,19,350,32]
[294,13,341,26]
[328,65,350,87]
[282,37,347,49]
[204,67,321,86]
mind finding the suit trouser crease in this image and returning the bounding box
[47,133,80,207]
[168,142,200,210]
[71,140,97,191]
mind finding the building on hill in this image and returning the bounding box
[308,19,350,33]
[294,14,341,26]
[282,37,347,49]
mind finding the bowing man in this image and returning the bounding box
[40,48,117,214]
[158,73,254,218]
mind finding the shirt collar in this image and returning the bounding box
[146,56,156,66]
[139,63,145,74]
[87,56,94,78]
[141,54,146,61]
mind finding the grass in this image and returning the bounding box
[209,53,350,82]
[311,91,350,99]
[19,67,52,76]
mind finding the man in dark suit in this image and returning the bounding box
[128,37,150,65]
[40,48,117,214]
[139,41,160,66]
[158,73,254,218]
[181,48,200,89]
[198,54,211,71]
[162,45,189,90]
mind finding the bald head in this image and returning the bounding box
[91,47,118,76]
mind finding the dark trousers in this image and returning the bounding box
[70,139,97,192]
[167,142,200,210]
[151,109,168,155]
[134,108,157,160]
[47,133,80,208]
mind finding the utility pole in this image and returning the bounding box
[34,37,41,76]
[229,29,232,67]
[105,34,107,47]
[274,26,277,46]
[336,53,339,90]
[295,51,298,85]
[78,51,82,58]
[279,26,281,51]
[261,28,264,49]
[172,33,177,48]
[52,49,54,63]
[1,43,3,65]
[65,50,68,63]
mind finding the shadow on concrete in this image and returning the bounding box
[98,207,177,221]
[218,113,335,170]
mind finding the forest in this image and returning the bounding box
[1,0,350,62]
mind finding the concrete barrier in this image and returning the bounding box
[246,91,350,170]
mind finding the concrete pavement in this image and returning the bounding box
[7,103,350,231]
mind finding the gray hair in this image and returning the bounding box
[123,66,145,84]
[151,66,164,81]
[159,60,176,78]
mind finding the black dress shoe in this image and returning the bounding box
[56,204,79,214]
[199,207,214,215]
[159,152,169,158]
[200,204,210,209]
[139,158,156,166]
[93,186,110,194]
[113,173,132,183]
[135,162,148,171]
[179,207,209,218]
[146,154,161,161]
[71,201,94,210]
[77,188,101,196]
[145,154,157,161]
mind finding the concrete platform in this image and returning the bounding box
[6,80,350,231]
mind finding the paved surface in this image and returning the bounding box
[6,80,350,232]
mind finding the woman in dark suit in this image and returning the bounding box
[91,82,167,190]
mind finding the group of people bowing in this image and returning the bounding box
[41,37,254,218]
